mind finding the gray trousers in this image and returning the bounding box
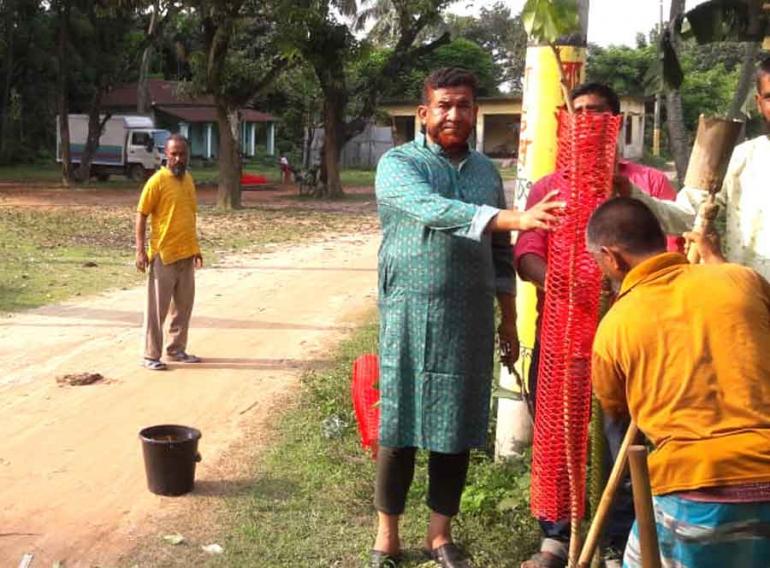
[143,256,195,360]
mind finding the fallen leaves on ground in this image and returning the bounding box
[56,373,105,387]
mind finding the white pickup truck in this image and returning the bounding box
[57,114,171,181]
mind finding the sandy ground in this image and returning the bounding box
[0,227,380,566]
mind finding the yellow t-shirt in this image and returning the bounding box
[592,253,770,495]
[136,167,200,265]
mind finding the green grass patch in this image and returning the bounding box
[0,207,143,312]
[340,168,376,187]
[0,163,64,181]
[197,205,375,255]
[0,204,375,314]
[0,162,373,188]
[213,319,539,567]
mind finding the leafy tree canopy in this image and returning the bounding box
[586,44,655,97]
[375,38,499,101]
[587,36,743,133]
[443,2,527,93]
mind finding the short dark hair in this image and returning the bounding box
[422,67,478,104]
[166,133,189,148]
[756,55,770,92]
[570,82,621,115]
[586,197,666,255]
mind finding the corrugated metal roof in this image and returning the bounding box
[103,80,215,107]
[156,106,273,123]
[103,80,274,122]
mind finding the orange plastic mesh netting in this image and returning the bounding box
[351,353,380,453]
[530,109,622,522]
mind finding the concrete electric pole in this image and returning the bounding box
[495,0,590,460]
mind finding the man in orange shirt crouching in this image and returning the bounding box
[135,134,203,371]
[586,197,770,568]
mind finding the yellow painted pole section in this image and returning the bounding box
[514,45,585,387]
[495,45,586,459]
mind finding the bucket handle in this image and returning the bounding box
[195,452,202,463]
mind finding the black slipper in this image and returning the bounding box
[431,543,473,568]
[370,549,401,567]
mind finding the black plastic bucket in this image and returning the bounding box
[139,424,202,496]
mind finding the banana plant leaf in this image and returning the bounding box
[521,0,580,44]
[651,28,685,92]
[658,0,768,91]
[682,0,764,44]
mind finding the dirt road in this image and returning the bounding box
[0,230,379,566]
[0,182,375,211]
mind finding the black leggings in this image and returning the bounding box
[374,446,471,517]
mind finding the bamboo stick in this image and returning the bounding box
[627,446,662,568]
[577,422,638,568]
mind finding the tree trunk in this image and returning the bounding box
[665,0,689,185]
[137,2,159,115]
[319,93,345,198]
[666,91,689,184]
[0,4,15,163]
[728,42,759,120]
[75,89,109,183]
[137,46,153,115]
[215,99,242,209]
[303,110,315,170]
[56,0,72,186]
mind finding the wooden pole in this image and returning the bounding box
[683,114,742,263]
[627,446,662,568]
[683,115,742,195]
[577,422,638,568]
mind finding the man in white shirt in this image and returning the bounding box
[622,56,770,279]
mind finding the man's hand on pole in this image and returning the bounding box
[489,190,565,232]
[518,190,565,230]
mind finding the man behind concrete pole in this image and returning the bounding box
[587,197,770,568]
[135,134,202,371]
[371,67,563,568]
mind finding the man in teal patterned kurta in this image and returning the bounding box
[371,68,563,568]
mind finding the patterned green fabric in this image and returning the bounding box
[376,132,514,453]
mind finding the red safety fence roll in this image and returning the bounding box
[530,109,622,522]
[351,353,380,454]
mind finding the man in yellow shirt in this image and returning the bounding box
[587,198,770,568]
[135,134,202,371]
